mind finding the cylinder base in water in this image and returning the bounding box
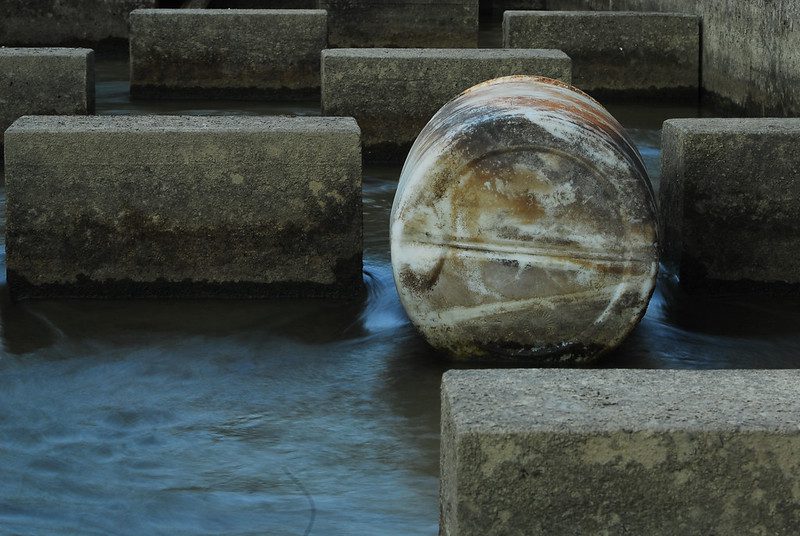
[390,76,658,364]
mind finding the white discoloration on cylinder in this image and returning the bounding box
[390,76,658,363]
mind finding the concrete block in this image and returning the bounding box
[0,48,94,146]
[503,10,700,97]
[208,0,317,6]
[544,0,800,116]
[441,368,800,536]
[130,9,328,100]
[4,116,363,299]
[321,48,571,161]
[319,0,479,48]
[0,0,156,47]
[493,0,545,12]
[659,119,800,291]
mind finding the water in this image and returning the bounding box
[1,52,800,535]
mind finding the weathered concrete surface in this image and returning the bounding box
[659,119,800,291]
[700,0,799,116]
[319,0,479,48]
[503,11,700,97]
[441,368,800,536]
[492,0,545,12]
[0,0,156,47]
[208,0,317,6]
[130,9,327,100]
[547,0,800,116]
[322,49,571,160]
[4,116,363,299]
[0,48,94,146]
[391,76,657,364]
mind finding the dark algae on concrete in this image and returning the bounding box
[4,115,363,299]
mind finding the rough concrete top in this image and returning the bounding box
[443,369,800,434]
[0,48,93,58]
[131,8,326,16]
[664,118,800,135]
[505,10,698,20]
[322,48,569,61]
[6,115,360,135]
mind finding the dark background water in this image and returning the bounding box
[1,52,799,535]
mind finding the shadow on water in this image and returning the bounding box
[1,53,799,536]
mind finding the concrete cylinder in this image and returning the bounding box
[390,76,658,364]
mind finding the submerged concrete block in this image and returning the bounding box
[503,11,699,96]
[130,9,328,99]
[319,0,478,48]
[5,116,363,299]
[659,119,800,291]
[441,369,800,536]
[321,49,571,160]
[0,48,94,146]
[0,0,156,47]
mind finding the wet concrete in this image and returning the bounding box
[0,53,799,534]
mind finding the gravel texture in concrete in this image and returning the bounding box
[0,48,94,146]
[442,368,800,536]
[5,115,363,299]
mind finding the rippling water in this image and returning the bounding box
[1,52,799,535]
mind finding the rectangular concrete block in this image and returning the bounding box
[4,116,363,299]
[208,0,317,6]
[503,11,700,96]
[659,118,800,291]
[493,0,545,12]
[321,48,571,160]
[0,48,94,146]
[319,0,479,48]
[441,369,800,536]
[543,0,800,116]
[130,9,328,99]
[0,0,156,47]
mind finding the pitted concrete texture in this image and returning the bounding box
[4,116,363,299]
[503,11,699,97]
[321,49,571,161]
[659,119,800,292]
[546,0,799,116]
[0,48,94,146]
[130,9,327,100]
[319,0,478,48]
[0,0,155,47]
[441,369,800,536]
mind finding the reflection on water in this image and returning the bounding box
[1,54,799,535]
